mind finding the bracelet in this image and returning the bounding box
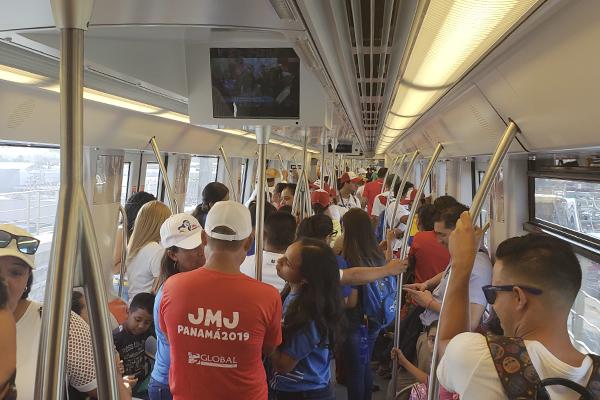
[426,298,433,310]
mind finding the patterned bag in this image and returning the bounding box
[485,334,600,399]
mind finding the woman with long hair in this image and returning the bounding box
[149,213,205,400]
[270,238,345,399]
[341,208,387,400]
[191,182,229,227]
[126,201,171,302]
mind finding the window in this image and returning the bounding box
[144,162,160,198]
[533,177,600,241]
[569,253,600,354]
[0,145,60,301]
[184,156,219,212]
[120,162,130,205]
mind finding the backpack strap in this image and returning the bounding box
[585,354,600,399]
[485,333,545,399]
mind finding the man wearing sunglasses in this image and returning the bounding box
[437,212,596,399]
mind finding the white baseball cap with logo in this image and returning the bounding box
[160,214,203,249]
[0,224,38,269]
[204,200,253,241]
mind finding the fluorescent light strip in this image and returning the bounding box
[377,0,537,152]
[0,64,46,84]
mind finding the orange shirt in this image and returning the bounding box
[159,268,282,400]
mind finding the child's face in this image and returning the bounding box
[427,326,437,351]
[125,308,153,336]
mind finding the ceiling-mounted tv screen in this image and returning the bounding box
[210,48,300,119]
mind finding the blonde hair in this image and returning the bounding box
[126,200,171,264]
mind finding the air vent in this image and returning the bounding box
[269,0,297,20]
[346,0,400,151]
[7,98,35,129]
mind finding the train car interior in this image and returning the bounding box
[0,0,598,399]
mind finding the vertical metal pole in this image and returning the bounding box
[36,190,41,234]
[149,137,179,212]
[37,2,120,396]
[255,126,271,281]
[331,138,338,197]
[117,205,128,297]
[218,146,239,202]
[390,144,443,399]
[277,153,285,177]
[427,121,519,400]
[381,154,400,195]
[320,130,327,190]
[389,150,419,231]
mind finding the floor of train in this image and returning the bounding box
[334,374,389,400]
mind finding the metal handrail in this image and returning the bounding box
[149,136,179,213]
[218,146,239,202]
[254,126,271,281]
[35,11,120,398]
[117,205,128,298]
[389,151,419,230]
[389,144,443,398]
[427,121,520,400]
[381,154,401,195]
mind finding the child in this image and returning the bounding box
[269,238,345,400]
[113,292,155,398]
[390,322,458,400]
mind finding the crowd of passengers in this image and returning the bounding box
[0,166,598,400]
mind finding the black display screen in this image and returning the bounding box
[210,48,300,119]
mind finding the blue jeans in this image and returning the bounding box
[148,378,172,400]
[343,328,380,400]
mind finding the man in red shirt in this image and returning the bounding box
[362,167,387,215]
[159,201,282,400]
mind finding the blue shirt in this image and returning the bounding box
[150,286,170,384]
[336,256,352,298]
[270,293,331,392]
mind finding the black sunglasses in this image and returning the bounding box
[482,284,543,305]
[0,230,40,255]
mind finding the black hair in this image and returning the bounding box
[129,292,155,314]
[433,195,458,213]
[72,291,84,315]
[265,212,297,251]
[21,272,33,299]
[434,202,469,229]
[278,205,293,215]
[312,203,330,215]
[384,174,396,188]
[283,183,297,195]
[192,182,229,223]
[417,204,437,231]
[274,182,287,196]
[394,181,414,198]
[341,208,385,267]
[0,278,8,309]
[296,214,334,242]
[125,191,156,237]
[495,234,582,306]
[157,246,179,290]
[281,238,345,352]
[248,200,277,228]
[377,167,388,179]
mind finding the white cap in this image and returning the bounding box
[0,224,36,269]
[205,201,252,241]
[160,214,203,249]
[358,168,368,175]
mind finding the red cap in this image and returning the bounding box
[311,189,331,208]
[340,172,363,184]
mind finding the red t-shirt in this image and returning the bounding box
[363,178,384,215]
[159,268,282,400]
[408,231,450,283]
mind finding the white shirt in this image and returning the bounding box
[16,301,97,398]
[371,191,390,217]
[438,332,594,400]
[240,250,286,291]
[336,193,362,218]
[126,241,163,302]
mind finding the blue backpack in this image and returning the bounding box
[362,273,398,330]
[375,208,386,242]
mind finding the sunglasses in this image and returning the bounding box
[0,230,40,255]
[482,284,543,305]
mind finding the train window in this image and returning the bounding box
[184,156,219,211]
[120,161,130,205]
[144,162,160,198]
[569,253,600,354]
[533,177,600,242]
[0,144,60,301]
